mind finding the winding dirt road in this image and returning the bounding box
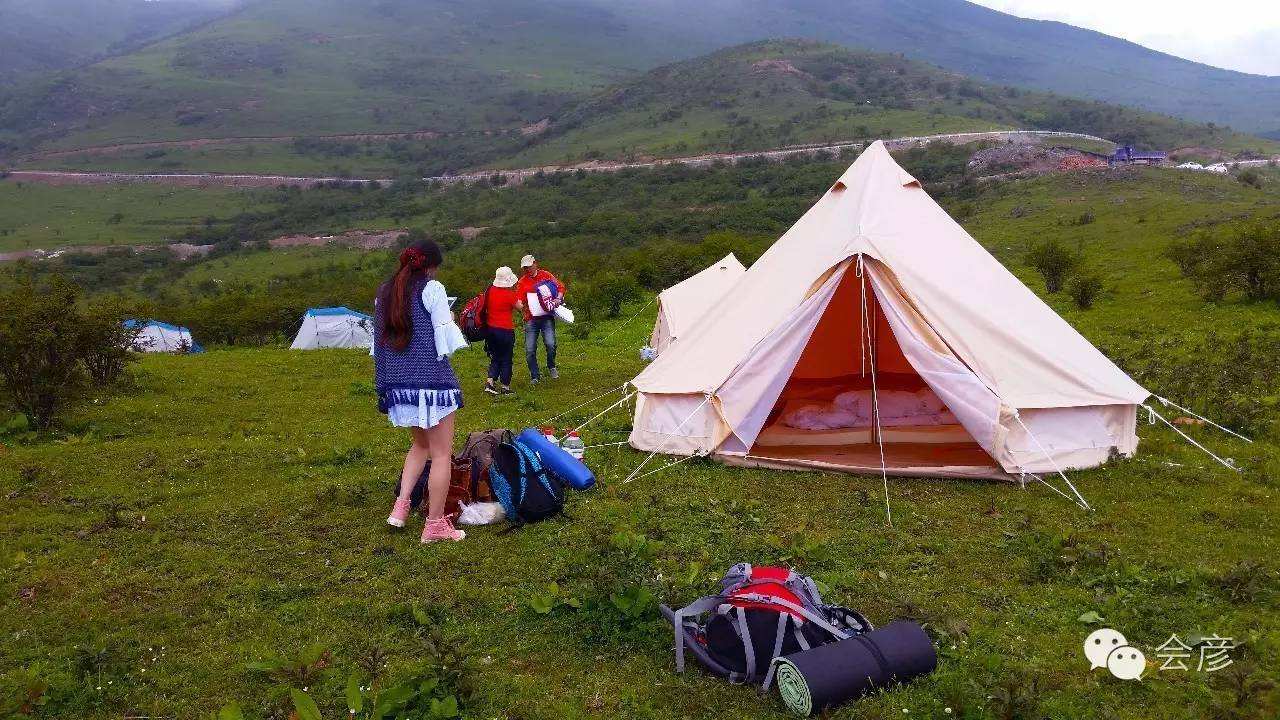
[5,130,1113,190]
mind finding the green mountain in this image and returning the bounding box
[511,41,1261,169]
[2,0,1277,161]
[0,0,234,83]
[15,40,1271,178]
[0,0,672,152]
[593,0,1280,136]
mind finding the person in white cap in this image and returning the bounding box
[483,266,519,395]
[514,254,564,383]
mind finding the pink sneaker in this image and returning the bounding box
[387,498,412,528]
[421,516,465,543]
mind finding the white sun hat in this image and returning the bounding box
[493,266,518,288]
[520,254,536,268]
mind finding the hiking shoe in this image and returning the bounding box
[499,385,514,395]
[421,516,465,543]
[387,497,412,528]
[549,368,559,380]
[484,384,499,395]
[530,377,540,385]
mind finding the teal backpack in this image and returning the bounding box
[488,439,565,525]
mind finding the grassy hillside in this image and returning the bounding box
[5,0,1280,164]
[505,41,1271,169]
[0,0,233,84]
[9,40,1274,178]
[591,0,1280,136]
[0,182,275,253]
[0,0,667,154]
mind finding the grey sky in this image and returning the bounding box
[970,0,1280,76]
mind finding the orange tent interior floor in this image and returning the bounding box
[732,265,1008,479]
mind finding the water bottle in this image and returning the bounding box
[540,425,560,446]
[562,430,585,461]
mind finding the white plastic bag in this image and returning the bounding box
[457,501,506,526]
[553,305,575,323]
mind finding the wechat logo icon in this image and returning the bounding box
[1084,628,1146,680]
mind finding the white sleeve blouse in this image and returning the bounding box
[422,280,468,359]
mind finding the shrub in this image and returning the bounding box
[1026,239,1076,293]
[1068,272,1104,309]
[1167,221,1280,302]
[79,299,141,386]
[0,277,87,428]
[584,274,642,319]
[1237,168,1264,189]
[0,276,143,428]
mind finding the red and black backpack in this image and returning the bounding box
[459,288,491,342]
[661,564,871,690]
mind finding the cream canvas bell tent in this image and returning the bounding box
[629,141,1149,481]
[650,253,747,354]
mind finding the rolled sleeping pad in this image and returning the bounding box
[771,621,937,717]
[516,428,596,490]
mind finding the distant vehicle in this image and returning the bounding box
[1110,145,1167,165]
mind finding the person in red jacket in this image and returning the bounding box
[514,254,564,383]
[483,266,520,395]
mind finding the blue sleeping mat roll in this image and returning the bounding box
[772,620,937,716]
[516,428,596,490]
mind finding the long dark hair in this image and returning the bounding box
[378,240,443,351]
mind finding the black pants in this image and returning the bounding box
[485,328,515,385]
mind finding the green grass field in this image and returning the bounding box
[174,246,377,290]
[3,289,1278,718]
[0,182,275,253]
[3,154,1280,719]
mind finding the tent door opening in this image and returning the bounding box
[744,259,1005,479]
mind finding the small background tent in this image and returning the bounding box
[126,320,203,353]
[290,307,374,350]
[630,142,1148,481]
[650,253,746,354]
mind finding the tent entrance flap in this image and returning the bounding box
[733,258,1004,477]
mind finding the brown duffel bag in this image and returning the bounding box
[395,431,508,515]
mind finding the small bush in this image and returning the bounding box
[79,299,140,386]
[0,276,141,428]
[1026,239,1076,293]
[1237,168,1264,189]
[1068,272,1104,309]
[0,277,87,428]
[1167,221,1280,302]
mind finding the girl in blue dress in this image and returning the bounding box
[375,241,469,542]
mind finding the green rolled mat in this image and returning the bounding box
[774,657,813,717]
[772,621,937,717]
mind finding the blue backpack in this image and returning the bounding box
[488,439,566,525]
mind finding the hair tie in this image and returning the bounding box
[399,247,426,270]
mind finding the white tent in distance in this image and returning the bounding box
[126,320,203,353]
[290,307,374,350]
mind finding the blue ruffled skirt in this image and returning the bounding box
[381,388,464,429]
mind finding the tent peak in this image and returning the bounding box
[838,140,920,189]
